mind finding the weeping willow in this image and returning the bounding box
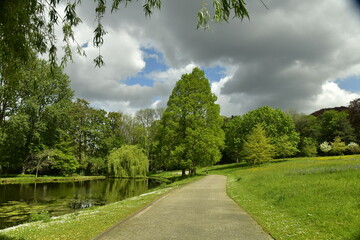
[108,145,148,178]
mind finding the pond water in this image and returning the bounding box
[0,178,162,229]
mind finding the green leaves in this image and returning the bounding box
[158,67,224,172]
[243,124,275,165]
[197,0,250,30]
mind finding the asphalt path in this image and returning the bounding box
[94,175,272,240]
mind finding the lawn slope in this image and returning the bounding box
[208,155,360,240]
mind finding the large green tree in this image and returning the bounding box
[243,124,275,165]
[318,110,355,143]
[0,58,74,173]
[158,68,224,175]
[348,98,360,142]
[108,145,148,178]
[227,106,299,159]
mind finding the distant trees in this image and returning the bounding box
[223,106,299,162]
[158,68,224,175]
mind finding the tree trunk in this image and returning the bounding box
[181,169,186,177]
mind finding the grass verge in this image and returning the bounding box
[206,155,360,240]
[0,175,203,240]
[0,175,106,185]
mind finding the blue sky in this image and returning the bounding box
[336,76,360,93]
[124,48,226,87]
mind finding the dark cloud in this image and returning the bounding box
[63,0,360,115]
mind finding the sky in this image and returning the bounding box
[62,0,360,116]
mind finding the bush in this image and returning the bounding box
[347,142,360,154]
[320,141,331,153]
[331,137,347,155]
[301,137,318,157]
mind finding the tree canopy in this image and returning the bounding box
[158,67,224,175]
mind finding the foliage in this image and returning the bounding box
[242,124,275,165]
[347,142,360,154]
[231,106,299,159]
[318,110,355,143]
[108,145,148,178]
[158,68,224,174]
[0,0,249,71]
[319,141,332,153]
[0,58,73,173]
[300,137,318,157]
[222,116,242,163]
[330,137,347,155]
[28,210,51,223]
[348,98,360,142]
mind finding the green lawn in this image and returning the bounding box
[206,155,360,240]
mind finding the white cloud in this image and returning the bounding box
[61,0,360,116]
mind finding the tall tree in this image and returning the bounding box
[158,68,224,175]
[243,124,275,165]
[348,98,360,142]
[318,110,355,143]
[0,58,73,173]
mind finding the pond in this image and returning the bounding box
[0,178,162,230]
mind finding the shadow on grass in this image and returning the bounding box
[208,159,290,173]
[0,233,26,240]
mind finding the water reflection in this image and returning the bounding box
[0,178,161,229]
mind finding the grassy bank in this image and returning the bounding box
[0,175,106,184]
[207,155,360,240]
[0,175,203,240]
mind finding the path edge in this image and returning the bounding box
[92,176,204,240]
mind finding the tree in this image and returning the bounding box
[243,124,275,165]
[237,106,299,158]
[158,68,224,175]
[300,137,318,157]
[222,116,243,163]
[0,58,73,173]
[107,145,148,178]
[318,110,355,143]
[348,98,360,142]
[330,137,347,155]
[0,0,250,73]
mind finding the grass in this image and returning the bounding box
[0,175,106,184]
[0,174,203,240]
[206,155,360,240]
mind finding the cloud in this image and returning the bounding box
[61,0,360,116]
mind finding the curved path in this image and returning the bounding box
[94,175,272,240]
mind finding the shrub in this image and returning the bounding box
[28,210,51,222]
[331,137,347,155]
[320,141,332,153]
[347,142,360,154]
[301,137,318,157]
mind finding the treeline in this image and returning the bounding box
[222,99,360,163]
[0,58,162,176]
[1,59,360,176]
